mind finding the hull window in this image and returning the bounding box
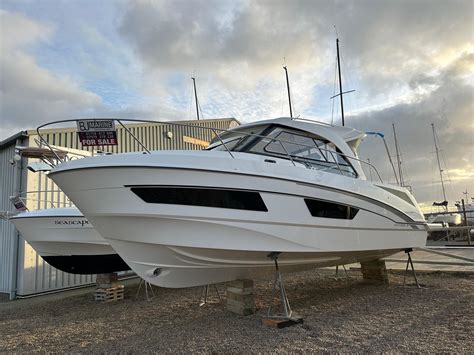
[304,198,359,219]
[131,187,268,212]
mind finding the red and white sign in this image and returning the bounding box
[77,119,118,146]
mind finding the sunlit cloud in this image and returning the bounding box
[0,0,472,207]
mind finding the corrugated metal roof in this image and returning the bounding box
[0,131,28,149]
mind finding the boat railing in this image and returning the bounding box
[35,118,383,183]
[291,117,336,127]
[9,190,73,211]
[208,129,382,181]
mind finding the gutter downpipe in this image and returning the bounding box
[9,138,23,300]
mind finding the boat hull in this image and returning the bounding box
[426,213,462,226]
[49,151,427,286]
[10,209,130,274]
[104,217,421,287]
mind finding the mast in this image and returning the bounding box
[381,135,400,186]
[330,38,354,126]
[431,123,447,206]
[283,65,293,118]
[191,77,200,120]
[392,123,404,187]
[336,38,345,126]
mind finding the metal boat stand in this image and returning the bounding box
[135,278,156,301]
[199,284,222,307]
[403,248,421,289]
[263,252,303,328]
[333,264,349,280]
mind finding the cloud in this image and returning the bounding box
[0,1,472,207]
[0,10,101,139]
[355,52,473,206]
[118,0,473,205]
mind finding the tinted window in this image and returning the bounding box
[304,198,359,219]
[131,187,268,212]
[265,132,326,161]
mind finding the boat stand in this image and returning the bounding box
[403,248,421,289]
[135,278,156,301]
[334,264,349,280]
[199,284,222,307]
[263,252,303,328]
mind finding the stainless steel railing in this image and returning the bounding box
[35,118,383,182]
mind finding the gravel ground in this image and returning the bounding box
[0,269,473,353]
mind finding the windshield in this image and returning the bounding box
[208,124,357,178]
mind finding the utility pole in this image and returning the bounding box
[461,199,471,245]
[283,65,293,118]
[191,77,200,120]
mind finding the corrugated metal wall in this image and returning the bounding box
[0,143,21,295]
[31,118,237,153]
[25,118,238,209]
[3,118,238,298]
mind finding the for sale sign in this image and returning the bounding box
[77,119,118,146]
[10,196,27,211]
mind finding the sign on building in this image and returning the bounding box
[10,196,27,211]
[76,119,118,146]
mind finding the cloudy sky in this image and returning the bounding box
[0,0,472,209]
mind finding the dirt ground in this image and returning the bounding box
[0,269,473,353]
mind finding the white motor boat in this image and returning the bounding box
[48,118,427,287]
[10,207,130,274]
[426,212,462,226]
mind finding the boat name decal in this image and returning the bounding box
[54,220,90,227]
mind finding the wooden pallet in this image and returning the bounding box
[94,285,124,302]
[262,316,303,329]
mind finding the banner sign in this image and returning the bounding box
[10,196,27,211]
[77,119,118,146]
[183,135,209,147]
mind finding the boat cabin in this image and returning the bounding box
[207,118,367,179]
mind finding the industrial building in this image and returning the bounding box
[0,118,239,299]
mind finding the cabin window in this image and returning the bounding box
[207,136,244,151]
[207,126,268,151]
[208,124,357,178]
[264,131,326,161]
[131,187,268,212]
[260,130,357,177]
[304,198,359,219]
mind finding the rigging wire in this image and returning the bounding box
[197,94,205,120]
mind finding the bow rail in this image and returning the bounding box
[35,118,383,182]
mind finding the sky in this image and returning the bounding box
[0,0,472,210]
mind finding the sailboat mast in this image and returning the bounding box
[336,38,345,126]
[283,66,293,118]
[431,123,447,203]
[191,77,200,121]
[392,123,404,186]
